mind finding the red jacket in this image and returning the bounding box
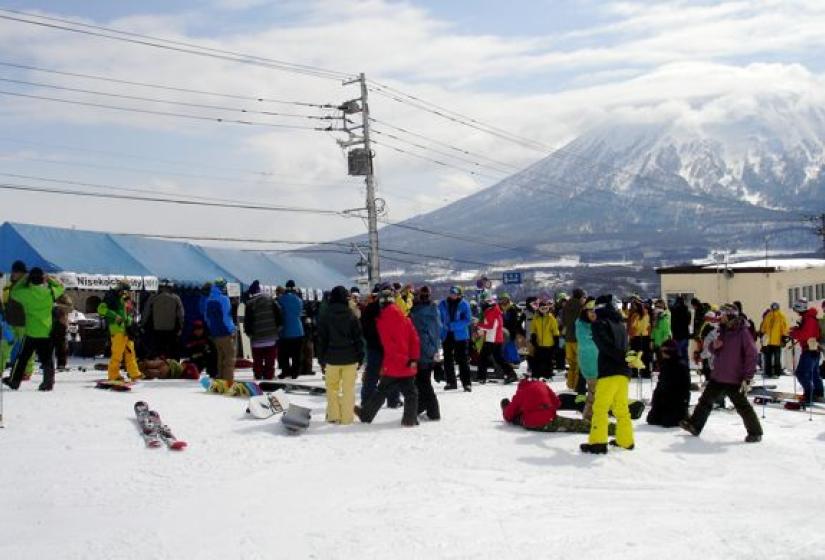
[377,303,420,377]
[791,308,820,347]
[479,304,504,344]
[502,379,560,428]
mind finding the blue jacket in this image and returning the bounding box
[438,298,472,342]
[200,286,235,337]
[410,301,442,364]
[277,291,305,339]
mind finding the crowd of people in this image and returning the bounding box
[3,258,825,453]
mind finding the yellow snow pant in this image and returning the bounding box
[325,364,358,424]
[108,333,143,381]
[1,326,34,376]
[589,375,634,447]
[565,341,579,389]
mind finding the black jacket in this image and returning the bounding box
[670,302,691,341]
[646,357,691,427]
[360,301,382,350]
[592,309,630,378]
[318,302,365,366]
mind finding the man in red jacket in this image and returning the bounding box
[789,298,823,402]
[355,286,422,427]
[501,378,611,433]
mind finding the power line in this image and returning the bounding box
[0,77,336,121]
[0,9,352,81]
[0,181,347,216]
[0,60,337,108]
[371,127,511,176]
[0,90,336,131]
[371,138,501,180]
[370,117,522,171]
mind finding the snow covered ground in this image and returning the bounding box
[2,363,825,560]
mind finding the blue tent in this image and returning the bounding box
[0,222,150,275]
[0,222,351,290]
[112,235,236,288]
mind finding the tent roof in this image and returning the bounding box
[1,222,350,289]
[0,222,150,275]
[112,235,236,287]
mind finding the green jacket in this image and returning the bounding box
[98,296,133,335]
[11,276,64,338]
[651,311,672,348]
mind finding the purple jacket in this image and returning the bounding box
[710,321,757,384]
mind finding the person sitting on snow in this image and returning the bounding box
[646,339,691,427]
[501,377,614,434]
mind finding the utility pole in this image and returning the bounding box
[810,213,825,257]
[339,73,380,286]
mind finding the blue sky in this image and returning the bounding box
[0,0,823,250]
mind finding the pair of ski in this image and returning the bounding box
[134,401,187,450]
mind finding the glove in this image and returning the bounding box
[500,398,510,410]
[625,351,645,370]
[740,379,751,394]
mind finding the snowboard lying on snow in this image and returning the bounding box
[95,379,138,392]
[245,389,312,434]
[134,401,187,450]
[258,380,326,396]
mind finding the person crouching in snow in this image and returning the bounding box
[646,339,691,427]
[680,304,763,443]
[355,287,421,427]
[580,295,634,454]
[501,378,614,434]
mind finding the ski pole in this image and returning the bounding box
[810,354,815,422]
[760,358,766,420]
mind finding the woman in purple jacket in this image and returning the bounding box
[680,304,763,443]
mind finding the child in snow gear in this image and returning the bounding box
[646,339,691,427]
[98,282,143,383]
[3,268,64,391]
[356,287,421,426]
[317,286,364,425]
[502,378,613,434]
[529,299,560,379]
[680,304,763,442]
[581,295,635,454]
[410,286,442,420]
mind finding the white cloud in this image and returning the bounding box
[0,0,823,245]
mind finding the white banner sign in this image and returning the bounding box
[226,282,241,298]
[63,272,159,292]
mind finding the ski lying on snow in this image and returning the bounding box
[148,410,188,450]
[258,380,326,395]
[133,401,187,450]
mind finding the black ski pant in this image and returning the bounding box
[532,346,555,379]
[151,329,179,359]
[359,376,418,425]
[278,337,303,378]
[477,342,515,382]
[416,363,440,420]
[442,334,471,388]
[688,379,762,436]
[51,323,68,368]
[762,345,782,377]
[9,336,55,389]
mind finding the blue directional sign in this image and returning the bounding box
[502,271,523,285]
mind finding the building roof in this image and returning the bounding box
[657,258,825,275]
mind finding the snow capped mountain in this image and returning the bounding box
[307,94,825,280]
